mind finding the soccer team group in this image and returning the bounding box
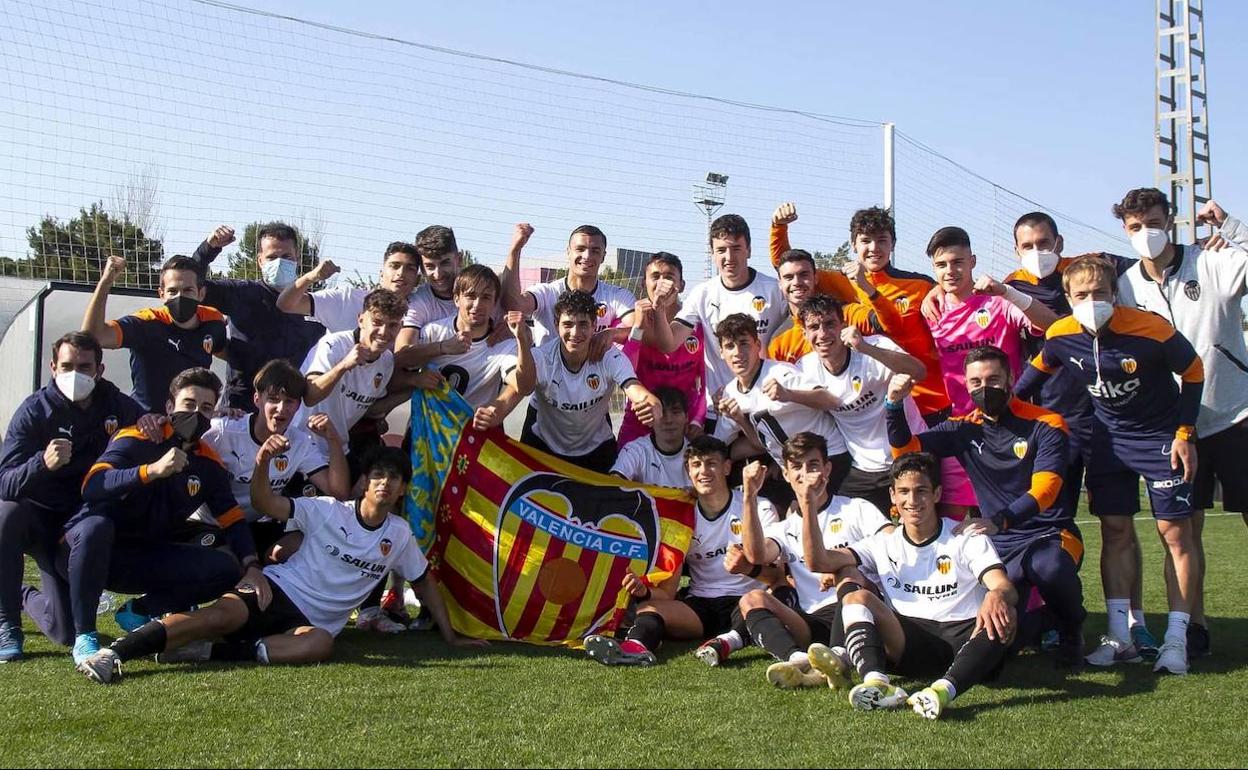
[1,185,1246,720]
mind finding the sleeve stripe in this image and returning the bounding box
[139,464,150,484]
[1180,355,1205,384]
[1028,470,1064,512]
[977,563,1006,584]
[81,462,113,492]
[216,506,245,528]
[890,436,922,458]
[105,319,123,347]
[1029,351,1057,374]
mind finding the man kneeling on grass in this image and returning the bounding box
[77,445,482,683]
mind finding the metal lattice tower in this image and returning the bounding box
[1155,0,1213,243]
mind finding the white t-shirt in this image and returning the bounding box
[766,496,891,612]
[796,340,926,473]
[296,330,395,449]
[714,359,848,460]
[308,285,422,333]
[527,277,636,345]
[265,497,428,635]
[610,435,688,488]
[675,269,788,396]
[530,338,638,456]
[419,316,518,409]
[686,490,780,598]
[402,284,458,331]
[849,518,1003,623]
[202,414,330,521]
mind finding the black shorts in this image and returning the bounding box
[1194,417,1248,512]
[836,467,893,517]
[894,615,976,678]
[225,580,312,642]
[799,603,842,647]
[521,424,618,476]
[681,594,741,637]
[249,520,289,561]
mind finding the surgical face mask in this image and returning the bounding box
[165,295,200,324]
[969,385,1010,418]
[1072,299,1115,332]
[261,258,298,289]
[1130,228,1169,260]
[170,410,210,445]
[54,371,96,402]
[1020,248,1059,279]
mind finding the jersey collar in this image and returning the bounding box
[650,434,685,457]
[696,492,733,521]
[354,498,385,531]
[719,267,757,292]
[1137,244,1185,286]
[737,360,766,394]
[902,520,942,548]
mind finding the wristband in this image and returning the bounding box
[1001,284,1033,311]
[747,564,764,579]
[1175,425,1196,442]
[628,325,645,342]
[883,398,904,411]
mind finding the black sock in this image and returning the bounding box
[845,621,886,678]
[210,640,258,662]
[110,620,167,662]
[360,579,386,610]
[943,631,1008,694]
[744,608,799,662]
[729,607,751,645]
[625,612,666,650]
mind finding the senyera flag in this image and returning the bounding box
[406,386,695,645]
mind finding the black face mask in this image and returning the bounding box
[969,386,1010,419]
[165,295,200,324]
[170,410,210,445]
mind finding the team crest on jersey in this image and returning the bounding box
[684,335,700,354]
[974,308,991,330]
[587,374,601,390]
[936,555,953,575]
[752,296,767,312]
[302,483,317,497]
[730,517,743,536]
[596,303,608,318]
[1012,439,1029,459]
[827,518,844,535]
[851,376,863,394]
[274,454,289,473]
[373,372,384,389]
[1120,357,1138,374]
[187,475,201,497]
[895,296,910,313]
[380,538,392,558]
[103,416,118,435]
[201,335,214,354]
[1184,280,1201,301]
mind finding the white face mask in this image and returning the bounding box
[1129,228,1169,260]
[1072,299,1115,332]
[261,258,298,289]
[1020,248,1060,279]
[54,371,96,402]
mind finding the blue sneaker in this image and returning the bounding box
[1131,625,1160,662]
[72,632,100,665]
[0,623,24,662]
[114,599,151,633]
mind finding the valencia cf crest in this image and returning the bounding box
[187,475,201,497]
[936,555,953,575]
[202,335,214,354]
[974,308,991,330]
[596,303,608,318]
[1012,439,1029,460]
[851,376,863,394]
[895,296,910,313]
[104,416,119,435]
[684,335,700,355]
[302,483,317,498]
[730,517,743,536]
[1184,280,1201,301]
[373,372,384,389]
[274,455,289,473]
[1121,357,1138,374]
[751,296,767,312]
[828,518,844,535]
[587,373,601,390]
[380,538,393,558]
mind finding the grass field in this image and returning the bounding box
[3,510,1247,768]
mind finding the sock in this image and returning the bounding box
[717,629,745,653]
[842,603,887,681]
[788,650,810,670]
[255,640,270,664]
[744,608,798,662]
[931,677,957,703]
[1165,611,1190,646]
[210,640,259,662]
[943,631,1008,695]
[109,620,168,662]
[1129,608,1147,630]
[625,612,665,651]
[1106,599,1131,642]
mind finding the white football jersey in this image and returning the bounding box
[265,497,428,635]
[714,359,848,460]
[796,340,926,473]
[767,496,890,612]
[202,414,330,521]
[419,316,518,409]
[530,339,638,456]
[308,285,422,333]
[527,277,636,344]
[686,490,779,598]
[610,435,688,488]
[849,518,1003,622]
[401,284,457,331]
[675,269,788,396]
[296,330,394,450]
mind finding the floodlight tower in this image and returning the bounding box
[694,172,728,280]
[1155,0,1213,243]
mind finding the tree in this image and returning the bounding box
[460,249,475,267]
[17,202,164,288]
[221,221,321,281]
[812,241,852,273]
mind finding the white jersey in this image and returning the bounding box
[402,284,457,331]
[766,496,891,612]
[714,359,848,460]
[796,340,926,472]
[686,490,779,598]
[265,497,428,635]
[1115,219,1248,437]
[610,435,688,488]
[419,316,518,409]
[530,338,638,456]
[202,414,330,521]
[527,277,636,345]
[849,518,1003,622]
[296,330,394,450]
[308,285,422,333]
[675,269,788,396]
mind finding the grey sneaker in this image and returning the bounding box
[77,648,122,684]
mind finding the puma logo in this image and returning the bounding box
[1069,357,1085,371]
[57,427,72,436]
[339,526,350,539]
[1177,494,1192,507]
[168,338,182,352]
[970,440,986,455]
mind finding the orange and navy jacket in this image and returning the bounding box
[886,397,1072,551]
[771,221,950,415]
[107,305,229,412]
[65,422,255,561]
[1016,307,1203,441]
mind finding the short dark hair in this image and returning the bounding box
[569,225,607,250]
[383,241,420,262]
[553,289,598,323]
[646,251,683,277]
[359,445,413,485]
[253,359,307,400]
[159,255,205,287]
[169,367,222,400]
[685,434,730,465]
[797,294,845,327]
[653,386,688,415]
[709,213,751,248]
[414,226,458,259]
[1013,212,1060,244]
[890,451,941,489]
[361,288,408,321]
[963,345,1011,373]
[777,248,816,274]
[453,264,501,299]
[925,226,972,258]
[714,313,760,342]
[849,206,896,242]
[782,432,828,465]
[1112,187,1171,221]
[52,331,103,365]
[256,222,299,246]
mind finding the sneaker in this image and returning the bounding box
[77,648,122,684]
[1085,636,1142,667]
[381,588,412,626]
[0,623,24,663]
[1055,630,1085,670]
[584,634,655,666]
[1154,640,1189,675]
[766,661,826,689]
[114,599,152,634]
[1186,622,1210,660]
[1039,628,1061,652]
[694,638,731,667]
[1130,625,1160,662]
[848,676,909,711]
[356,606,407,633]
[907,686,950,720]
[72,632,101,665]
[155,640,212,664]
[808,643,852,690]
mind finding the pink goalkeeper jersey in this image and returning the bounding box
[617,326,707,446]
[928,293,1038,416]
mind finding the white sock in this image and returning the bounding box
[717,630,744,653]
[1106,599,1131,642]
[1165,611,1191,646]
[932,677,958,702]
[788,650,810,670]
[1129,609,1147,630]
[255,640,270,665]
[865,671,890,685]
